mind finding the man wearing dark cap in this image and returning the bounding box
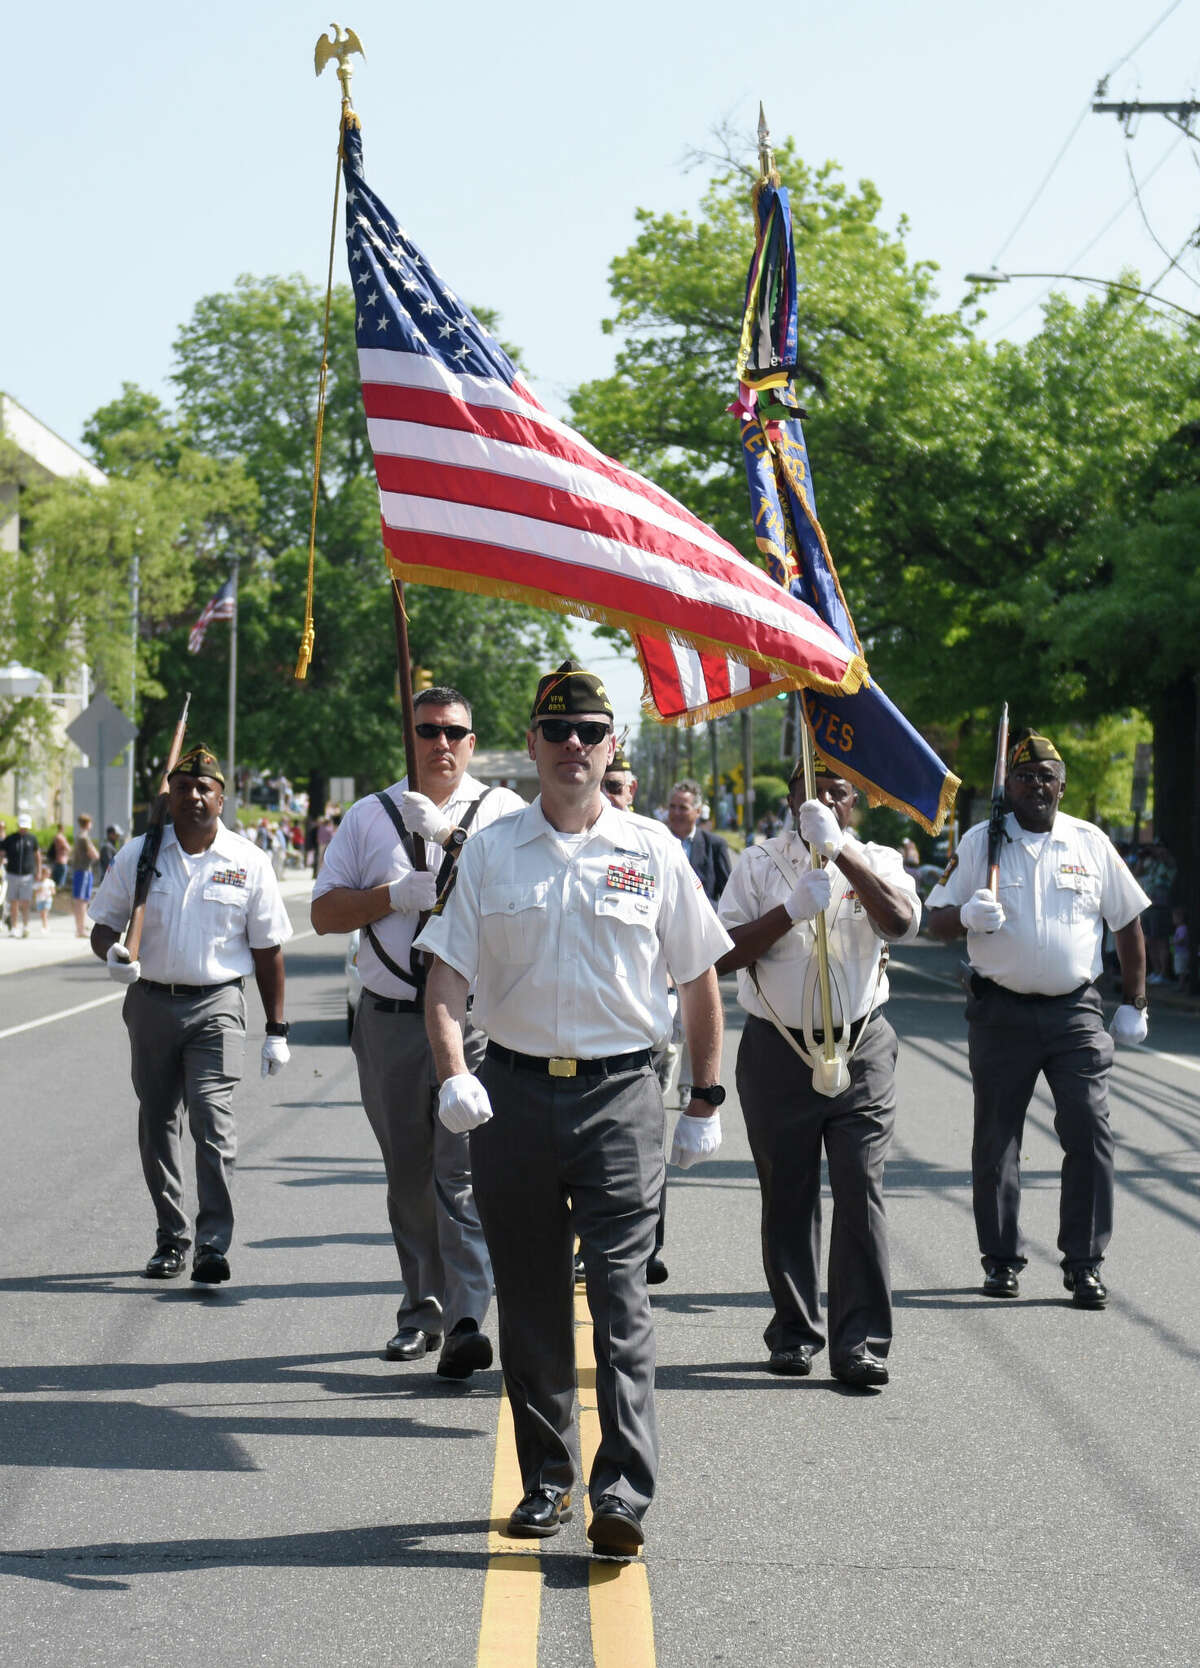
[418,661,731,1557]
[717,758,919,1387]
[600,746,638,812]
[89,745,293,1284]
[311,686,523,1379]
[927,731,1150,1309]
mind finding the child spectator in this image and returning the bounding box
[1171,907,1189,983]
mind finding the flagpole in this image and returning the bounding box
[226,553,239,824]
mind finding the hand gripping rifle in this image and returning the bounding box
[124,694,191,962]
[986,703,1010,898]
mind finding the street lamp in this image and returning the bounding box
[965,269,1199,323]
[0,660,45,699]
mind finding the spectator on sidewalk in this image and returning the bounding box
[71,815,99,938]
[3,813,43,938]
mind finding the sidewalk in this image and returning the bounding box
[0,868,315,977]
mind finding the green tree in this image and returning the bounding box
[163,274,568,802]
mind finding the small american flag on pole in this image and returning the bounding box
[340,123,866,700]
[187,579,235,654]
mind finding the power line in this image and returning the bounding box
[1124,146,1199,288]
[991,1,1188,269]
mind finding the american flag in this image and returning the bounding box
[341,123,865,700]
[187,579,235,654]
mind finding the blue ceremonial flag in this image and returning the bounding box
[733,179,959,833]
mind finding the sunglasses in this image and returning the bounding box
[602,779,627,792]
[536,719,612,746]
[415,723,471,742]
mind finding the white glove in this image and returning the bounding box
[785,866,833,922]
[798,798,845,860]
[438,1072,494,1133]
[961,888,1006,934]
[1109,1004,1148,1046]
[399,790,453,844]
[670,1109,722,1169]
[106,944,141,985]
[261,1035,291,1077]
[388,870,438,913]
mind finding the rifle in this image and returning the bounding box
[986,702,1010,898]
[124,694,191,961]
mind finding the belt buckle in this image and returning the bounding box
[548,1057,577,1079]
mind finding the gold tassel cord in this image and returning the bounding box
[294,114,351,681]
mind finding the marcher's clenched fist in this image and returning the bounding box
[399,790,452,845]
[260,1036,291,1077]
[785,867,833,922]
[388,870,438,913]
[670,1109,722,1169]
[798,798,845,861]
[1109,1004,1148,1047]
[961,888,1006,934]
[438,1073,493,1133]
[105,944,141,985]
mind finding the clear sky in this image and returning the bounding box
[3,1,1196,731]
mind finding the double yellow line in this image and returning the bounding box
[476,1285,656,1667]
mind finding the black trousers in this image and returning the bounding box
[966,980,1115,1270]
[736,1013,897,1366]
[470,1059,664,1517]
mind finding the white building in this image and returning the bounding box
[0,394,106,827]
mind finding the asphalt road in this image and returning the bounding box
[1,900,1197,1667]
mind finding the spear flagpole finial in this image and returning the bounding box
[757,101,777,185]
[315,23,365,114]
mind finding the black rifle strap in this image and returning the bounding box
[363,787,496,991]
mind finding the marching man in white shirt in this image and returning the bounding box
[717,756,920,1388]
[89,746,293,1286]
[311,686,523,1379]
[926,730,1150,1309]
[418,661,731,1558]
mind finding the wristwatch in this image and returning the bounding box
[690,1084,726,1106]
[442,828,468,853]
[265,1020,291,1037]
[1130,994,1148,1011]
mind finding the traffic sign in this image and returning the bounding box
[66,693,138,762]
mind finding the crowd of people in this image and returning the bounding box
[0,812,125,938]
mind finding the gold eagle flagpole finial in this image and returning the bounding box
[315,23,365,116]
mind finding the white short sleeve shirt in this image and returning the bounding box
[925,811,1150,995]
[312,774,525,999]
[89,822,292,984]
[414,798,733,1058]
[718,832,919,1026]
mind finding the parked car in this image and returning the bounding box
[345,929,362,1040]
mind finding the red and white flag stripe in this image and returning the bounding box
[358,347,865,699]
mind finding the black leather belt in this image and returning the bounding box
[369,993,423,1014]
[142,977,244,997]
[807,1009,877,1050]
[486,1041,652,1079]
[970,974,1091,1004]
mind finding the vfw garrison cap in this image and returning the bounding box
[610,746,633,774]
[531,659,613,721]
[168,744,225,787]
[1008,730,1063,772]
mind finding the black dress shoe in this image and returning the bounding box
[832,1354,889,1389]
[587,1494,644,1556]
[767,1345,813,1376]
[385,1327,443,1361]
[190,1247,230,1285]
[144,1245,186,1279]
[507,1487,572,1538]
[646,1254,669,1285]
[981,1261,1020,1299]
[436,1319,494,1379]
[574,1254,587,1284]
[1064,1266,1108,1309]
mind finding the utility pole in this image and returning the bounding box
[1092,97,1200,137]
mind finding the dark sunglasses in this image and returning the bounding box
[415,722,471,742]
[602,779,626,792]
[536,719,612,746]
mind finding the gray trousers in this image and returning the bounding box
[471,1056,664,1517]
[351,998,492,1334]
[736,1013,897,1367]
[124,980,245,1253]
[967,980,1115,1270]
